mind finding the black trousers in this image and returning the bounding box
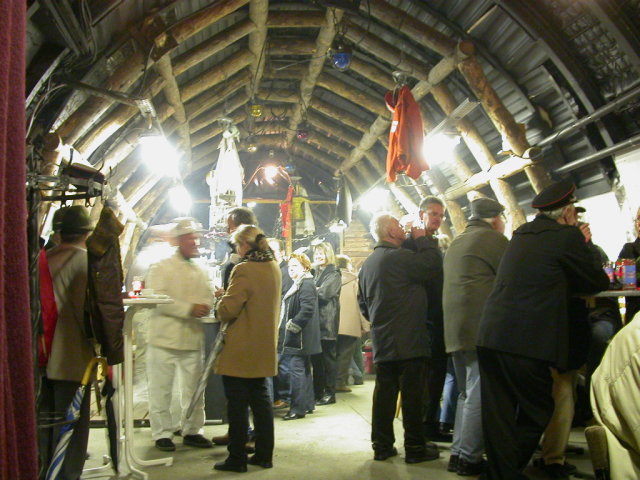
[424,353,447,430]
[311,339,337,398]
[477,348,554,480]
[372,357,428,454]
[221,376,274,465]
[336,335,359,387]
[38,377,91,480]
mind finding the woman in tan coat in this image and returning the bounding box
[214,225,282,472]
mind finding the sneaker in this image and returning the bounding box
[183,434,213,448]
[155,438,176,451]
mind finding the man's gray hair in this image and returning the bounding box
[370,213,396,242]
[541,205,567,220]
[228,207,257,228]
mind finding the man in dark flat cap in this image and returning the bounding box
[475,180,609,480]
[443,198,509,476]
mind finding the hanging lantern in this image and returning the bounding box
[296,128,309,140]
[328,39,352,72]
[250,103,263,117]
[247,143,258,153]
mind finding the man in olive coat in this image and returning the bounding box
[476,180,609,480]
[358,213,442,464]
[443,198,508,476]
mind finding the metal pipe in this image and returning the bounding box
[538,83,640,147]
[553,132,640,174]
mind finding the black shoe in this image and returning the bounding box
[155,438,176,451]
[353,377,364,385]
[283,411,305,420]
[405,446,440,464]
[183,434,213,448]
[457,458,487,476]
[448,455,460,472]
[214,460,247,473]
[316,394,336,405]
[248,455,273,469]
[374,447,398,461]
[533,459,575,479]
[306,409,314,414]
[173,429,182,437]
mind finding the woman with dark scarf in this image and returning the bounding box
[214,225,281,472]
[311,242,342,405]
[277,253,322,420]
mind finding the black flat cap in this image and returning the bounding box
[531,180,577,211]
[470,198,505,219]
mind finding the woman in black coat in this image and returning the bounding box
[311,242,342,405]
[277,253,322,420]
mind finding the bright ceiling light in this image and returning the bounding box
[169,184,192,214]
[247,201,257,208]
[263,165,279,185]
[422,133,460,165]
[139,132,180,177]
[359,187,389,213]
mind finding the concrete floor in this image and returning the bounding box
[82,376,595,480]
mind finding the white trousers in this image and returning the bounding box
[146,344,205,440]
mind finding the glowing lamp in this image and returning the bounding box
[250,103,263,117]
[329,41,352,72]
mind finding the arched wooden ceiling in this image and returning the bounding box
[26,0,640,264]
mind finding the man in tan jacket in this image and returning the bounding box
[146,218,214,451]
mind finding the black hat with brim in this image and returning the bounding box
[531,180,577,211]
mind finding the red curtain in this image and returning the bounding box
[0,2,38,479]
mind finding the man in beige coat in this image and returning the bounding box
[146,218,214,451]
[591,311,640,479]
[40,206,95,480]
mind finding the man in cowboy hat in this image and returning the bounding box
[145,217,214,452]
[475,180,609,479]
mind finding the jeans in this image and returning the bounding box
[279,354,315,415]
[221,376,274,465]
[440,357,458,425]
[451,350,484,462]
[372,357,428,454]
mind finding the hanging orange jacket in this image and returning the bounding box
[385,85,429,182]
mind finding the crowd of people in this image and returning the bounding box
[38,183,640,479]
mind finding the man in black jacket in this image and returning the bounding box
[476,180,609,480]
[358,213,442,464]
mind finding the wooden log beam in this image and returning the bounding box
[266,11,327,28]
[343,20,430,80]
[291,141,367,194]
[431,83,526,226]
[360,0,457,57]
[262,64,307,80]
[75,76,165,157]
[307,111,361,146]
[257,89,300,103]
[173,19,256,76]
[310,99,372,133]
[56,0,249,145]
[306,129,352,160]
[285,8,344,146]
[335,43,473,175]
[268,37,318,56]
[457,55,550,193]
[181,49,253,103]
[192,110,247,147]
[316,73,390,118]
[349,57,395,90]
[247,0,268,102]
[188,88,250,132]
[155,55,191,163]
